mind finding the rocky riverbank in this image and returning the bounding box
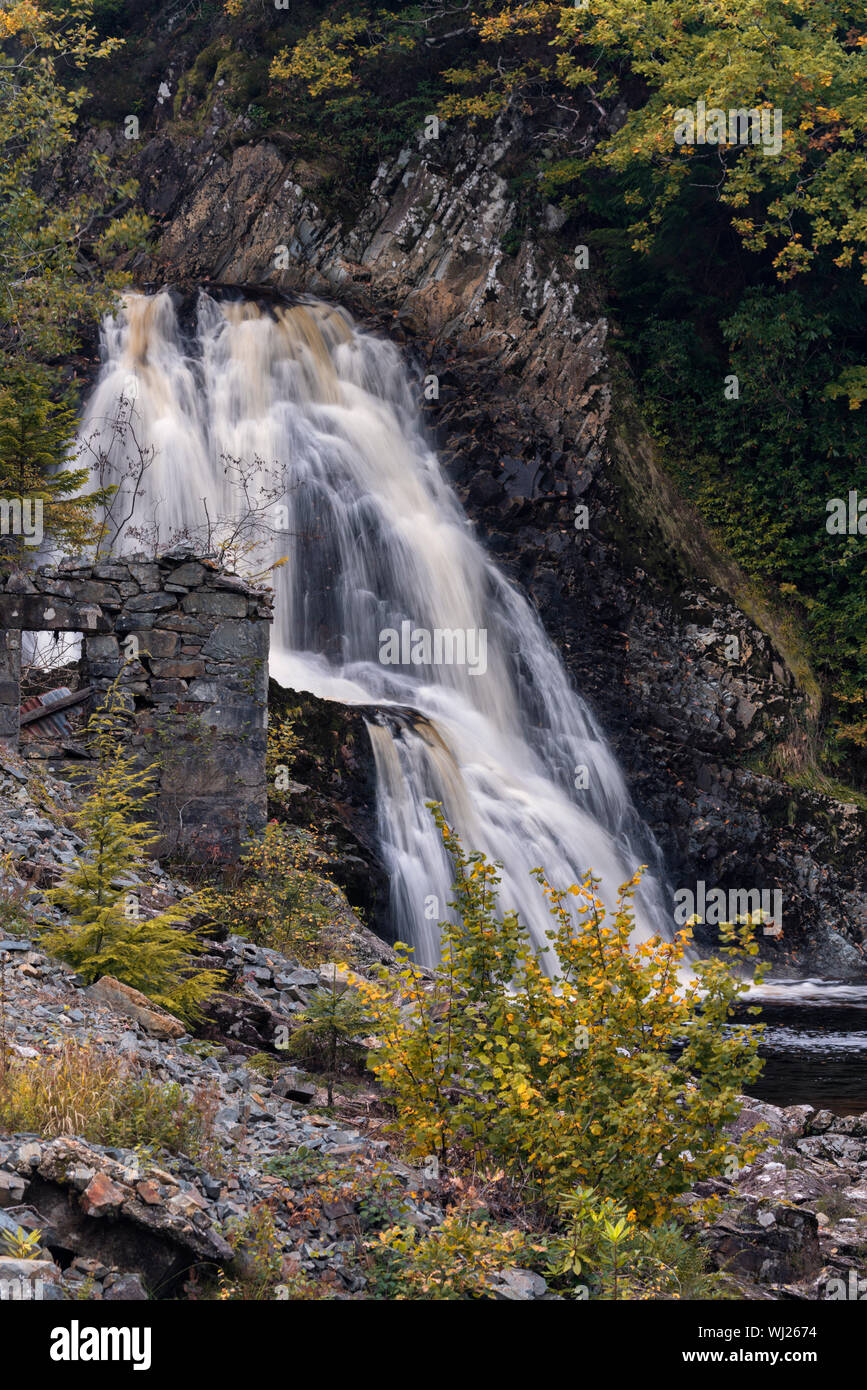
[2,918,867,1301]
[0,742,863,1301]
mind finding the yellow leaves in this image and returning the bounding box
[272,11,422,98]
[366,821,763,1225]
[0,4,143,365]
[476,2,560,44]
[0,1,42,41]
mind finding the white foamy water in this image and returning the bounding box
[760,1028,867,1052]
[746,979,867,1006]
[78,290,671,964]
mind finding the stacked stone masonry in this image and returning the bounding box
[0,547,273,859]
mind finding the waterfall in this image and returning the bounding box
[78,289,671,964]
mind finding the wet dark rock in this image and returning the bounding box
[700,1206,821,1286]
[271,1072,317,1105]
[267,681,390,932]
[200,990,292,1051]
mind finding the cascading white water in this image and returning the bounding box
[78,289,671,964]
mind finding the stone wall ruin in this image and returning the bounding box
[0,546,272,859]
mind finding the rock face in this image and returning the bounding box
[267,680,394,935]
[0,1134,233,1297]
[53,92,867,967]
[0,547,272,860]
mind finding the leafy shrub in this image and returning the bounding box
[545,1187,714,1300]
[205,821,343,963]
[266,713,302,808]
[214,1200,336,1300]
[264,1146,335,1189]
[265,1151,411,1243]
[368,1191,714,1301]
[244,1051,283,1081]
[361,808,766,1223]
[271,13,418,100]
[368,1210,532,1300]
[221,1203,284,1300]
[284,967,373,1103]
[0,855,32,938]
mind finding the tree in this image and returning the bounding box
[43,680,222,1022]
[362,806,767,1222]
[287,967,373,1105]
[271,11,421,98]
[0,2,149,559]
[437,2,867,283]
[283,3,866,281]
[0,367,114,565]
[206,820,340,963]
[0,1,148,362]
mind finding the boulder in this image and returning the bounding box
[0,1173,27,1208]
[85,977,185,1040]
[317,963,363,996]
[0,1256,60,1287]
[30,1137,233,1290]
[271,1070,318,1104]
[700,1206,821,1284]
[201,990,292,1051]
[80,1172,127,1217]
[103,1272,148,1300]
[490,1268,549,1300]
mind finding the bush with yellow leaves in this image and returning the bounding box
[369,1210,532,1300]
[204,820,343,964]
[361,806,767,1224]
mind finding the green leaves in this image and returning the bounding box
[204,820,340,963]
[285,968,374,1104]
[366,805,765,1224]
[0,2,149,563]
[0,367,115,564]
[438,1,867,282]
[43,679,222,1023]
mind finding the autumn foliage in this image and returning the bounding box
[361,806,767,1223]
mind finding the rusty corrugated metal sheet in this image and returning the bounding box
[19,687,74,740]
